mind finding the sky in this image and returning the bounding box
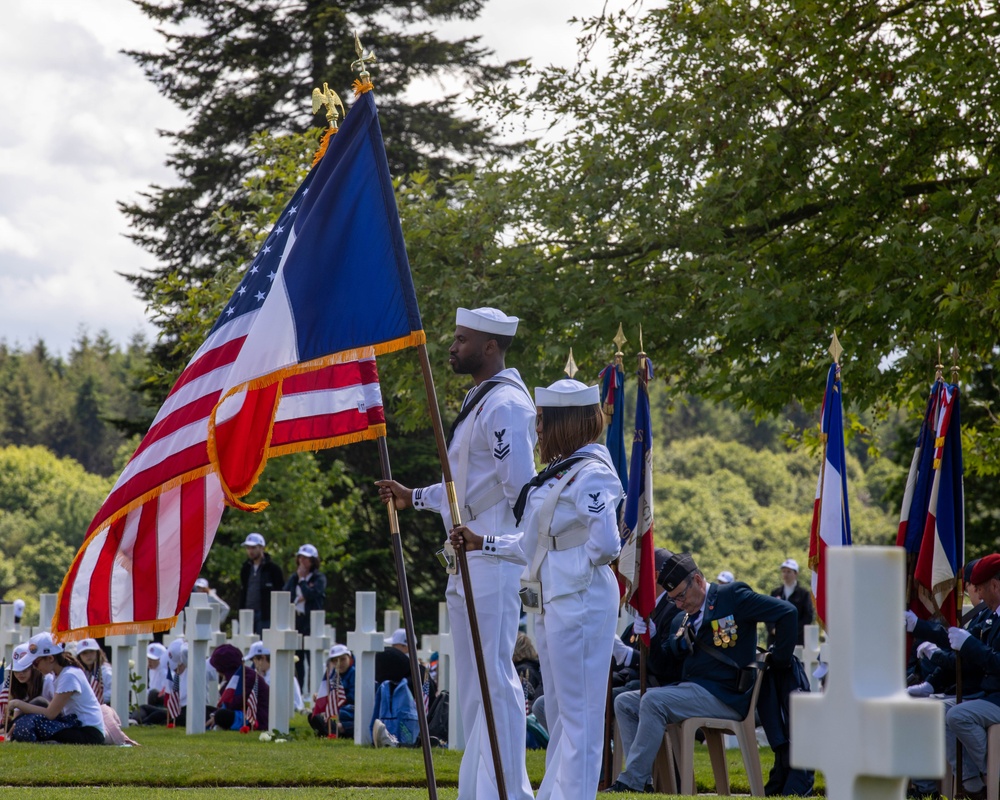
[0,0,617,356]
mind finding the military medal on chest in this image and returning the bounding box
[712,615,738,648]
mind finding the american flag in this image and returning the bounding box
[55,90,425,640]
[422,671,431,715]
[245,671,259,730]
[328,668,346,719]
[87,669,103,704]
[165,669,181,722]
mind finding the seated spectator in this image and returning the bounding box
[7,632,106,744]
[606,552,796,793]
[309,644,355,738]
[513,632,543,712]
[76,638,113,705]
[144,642,169,705]
[6,643,48,737]
[244,641,304,712]
[209,644,269,732]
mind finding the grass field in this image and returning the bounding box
[0,715,817,798]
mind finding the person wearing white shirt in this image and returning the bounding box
[378,306,536,800]
[454,378,622,800]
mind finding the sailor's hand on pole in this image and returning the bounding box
[375,479,413,511]
[449,524,483,552]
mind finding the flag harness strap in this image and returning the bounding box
[520,456,599,615]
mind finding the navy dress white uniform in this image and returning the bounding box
[411,307,536,800]
[517,380,622,800]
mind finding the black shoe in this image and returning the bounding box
[602,780,640,793]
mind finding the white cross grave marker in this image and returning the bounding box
[0,603,26,665]
[186,605,213,734]
[31,594,58,638]
[792,547,944,800]
[797,624,823,693]
[434,600,464,750]
[347,591,385,745]
[135,631,153,705]
[230,609,259,654]
[106,632,137,723]
[263,591,299,734]
[304,609,331,698]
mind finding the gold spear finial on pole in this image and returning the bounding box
[311,82,346,131]
[950,343,960,384]
[935,343,944,382]
[613,323,627,366]
[564,349,579,379]
[829,330,843,365]
[352,31,377,94]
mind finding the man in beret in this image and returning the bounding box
[377,307,536,800]
[943,554,1000,798]
[606,552,797,794]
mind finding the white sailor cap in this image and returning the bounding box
[534,378,600,408]
[455,307,519,336]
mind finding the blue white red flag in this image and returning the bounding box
[599,362,628,493]
[56,90,425,639]
[896,387,938,555]
[618,357,656,643]
[165,669,181,722]
[808,362,852,627]
[913,382,964,625]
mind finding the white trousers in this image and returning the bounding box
[448,555,533,800]
[535,566,619,800]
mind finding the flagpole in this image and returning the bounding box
[950,345,966,800]
[376,435,438,799]
[416,342,508,800]
[636,338,650,697]
[326,664,335,739]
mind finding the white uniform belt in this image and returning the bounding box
[538,524,590,552]
[464,482,506,521]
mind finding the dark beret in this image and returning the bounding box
[970,554,1000,586]
[964,558,980,586]
[658,552,698,591]
[654,548,675,577]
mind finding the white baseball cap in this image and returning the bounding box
[717,570,735,585]
[167,638,188,669]
[146,642,168,662]
[384,628,408,647]
[328,644,351,660]
[23,632,64,668]
[242,532,266,547]
[244,641,270,662]
[296,543,319,559]
[781,558,799,572]
[535,378,601,408]
[194,578,210,590]
[11,643,32,671]
[12,598,25,616]
[76,638,102,654]
[455,307,519,336]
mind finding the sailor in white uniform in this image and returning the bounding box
[377,306,536,800]
[454,378,622,800]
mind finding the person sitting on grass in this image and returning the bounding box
[75,638,113,705]
[6,632,106,744]
[209,644,269,732]
[309,644,355,738]
[244,641,304,713]
[5,642,49,737]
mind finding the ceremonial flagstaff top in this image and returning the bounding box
[55,60,424,640]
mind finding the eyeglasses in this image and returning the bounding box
[669,577,694,605]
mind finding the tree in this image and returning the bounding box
[123,0,521,398]
[457,0,1000,473]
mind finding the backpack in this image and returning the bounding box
[427,689,449,743]
[370,678,419,745]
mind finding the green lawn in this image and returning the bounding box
[0,716,820,797]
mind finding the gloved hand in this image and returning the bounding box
[612,637,634,667]
[916,641,940,661]
[905,610,918,633]
[948,627,972,651]
[907,681,934,697]
[633,617,647,636]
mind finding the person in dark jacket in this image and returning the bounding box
[238,532,284,635]
[606,552,797,794]
[284,543,327,686]
[768,558,814,646]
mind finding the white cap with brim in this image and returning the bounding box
[76,638,101,654]
[384,628,408,647]
[296,543,319,559]
[12,599,25,615]
[717,571,735,584]
[244,641,270,662]
[242,532,266,547]
[781,558,800,572]
[455,307,519,336]
[168,638,189,669]
[25,632,64,667]
[194,578,210,590]
[328,643,351,660]
[12,642,32,671]
[534,379,600,408]
[146,642,168,662]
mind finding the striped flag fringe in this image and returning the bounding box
[808,362,852,627]
[55,89,425,640]
[618,356,656,642]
